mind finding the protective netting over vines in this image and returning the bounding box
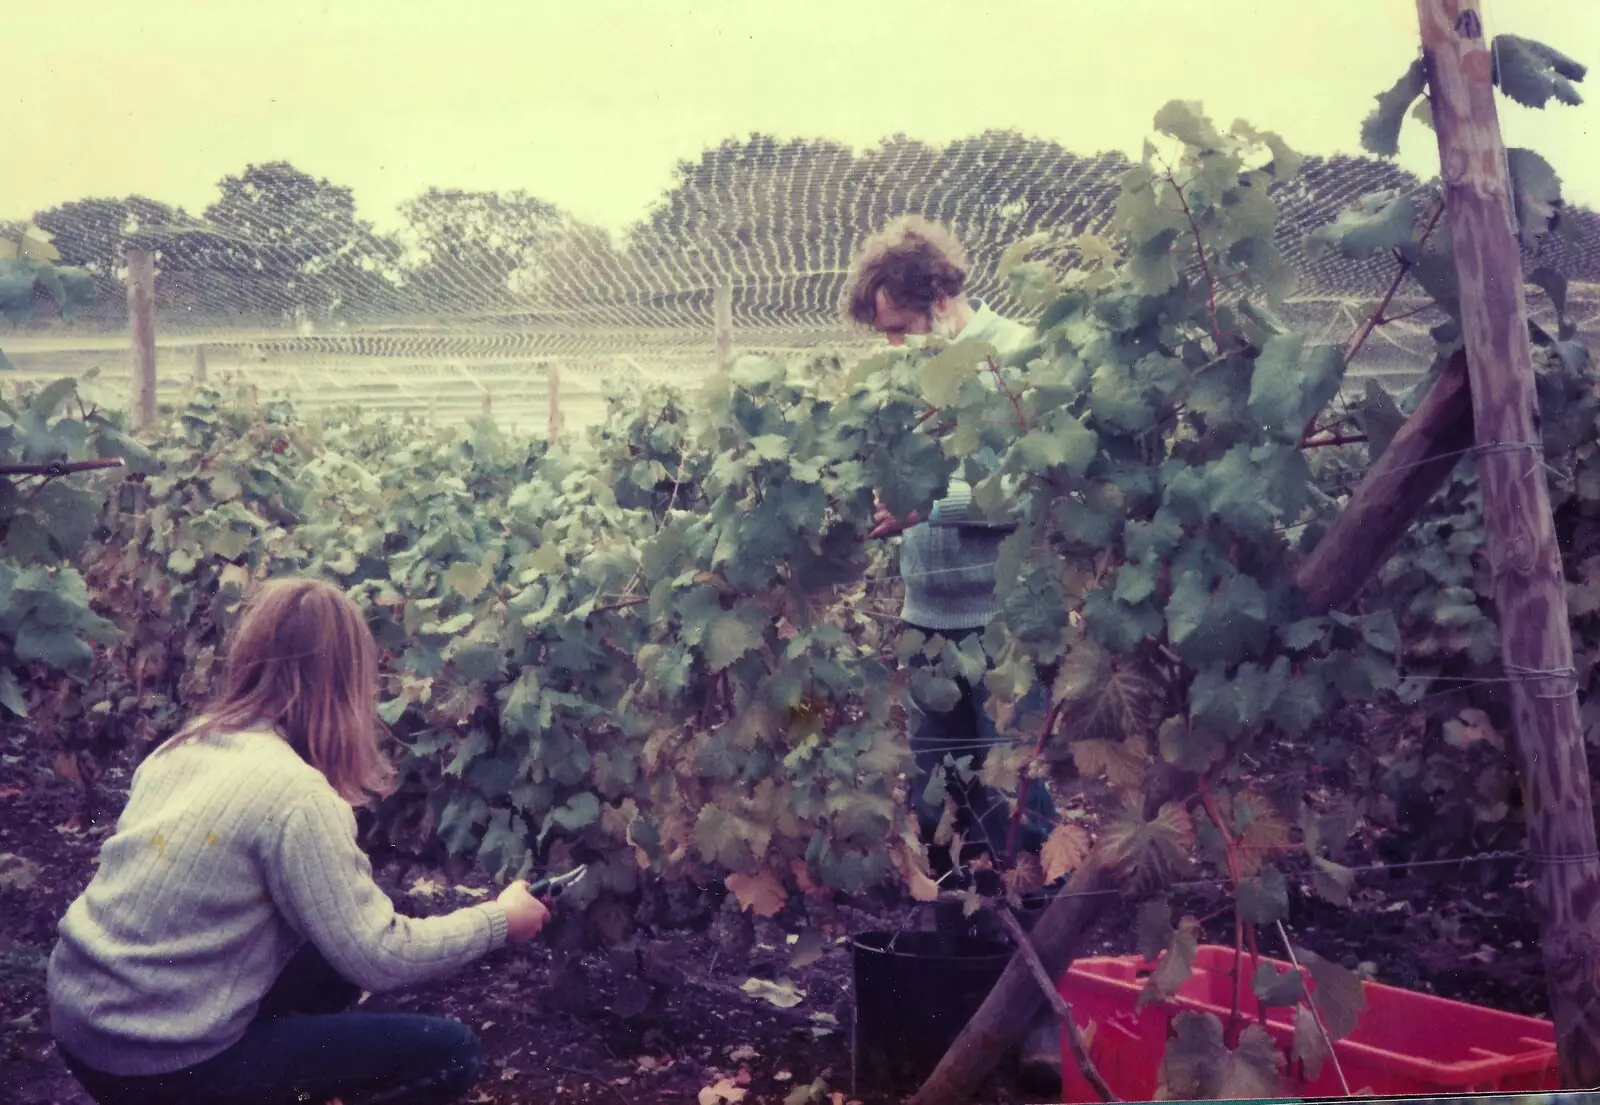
[4,131,1598,429]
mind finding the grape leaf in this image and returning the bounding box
[920,341,991,408]
[1003,852,1046,906]
[1099,799,1195,892]
[1080,589,1164,654]
[1158,715,1224,774]
[1058,657,1164,743]
[705,612,762,671]
[1248,333,1347,441]
[729,358,784,391]
[1071,735,1151,791]
[33,377,78,420]
[1252,961,1305,1007]
[1294,945,1366,1039]
[1136,897,1175,961]
[1494,34,1586,109]
[1014,413,1098,478]
[0,668,27,718]
[726,870,788,917]
[911,668,963,714]
[1236,866,1289,925]
[1154,99,1223,149]
[1361,58,1427,157]
[1306,190,1417,261]
[747,433,789,462]
[1507,147,1563,245]
[1222,1024,1288,1098]
[14,622,93,673]
[1293,1004,1335,1081]
[1040,822,1091,882]
[1139,915,1199,1009]
[549,792,600,832]
[442,556,497,601]
[1112,559,1157,605]
[1359,378,1407,460]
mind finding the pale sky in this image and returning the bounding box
[7,0,1597,236]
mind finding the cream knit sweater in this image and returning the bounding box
[47,726,508,1076]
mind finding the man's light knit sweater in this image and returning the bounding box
[47,726,509,1077]
[898,301,1037,631]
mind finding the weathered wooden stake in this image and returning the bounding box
[1418,0,1600,1085]
[714,282,734,370]
[482,389,492,417]
[125,247,157,428]
[193,344,207,383]
[546,364,561,441]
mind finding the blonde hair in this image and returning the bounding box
[843,215,969,326]
[157,577,395,804]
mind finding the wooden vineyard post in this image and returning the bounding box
[482,389,492,417]
[714,282,734,370]
[546,363,561,441]
[1417,0,1600,1086]
[192,344,207,383]
[125,246,157,428]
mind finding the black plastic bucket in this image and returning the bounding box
[851,929,1014,1093]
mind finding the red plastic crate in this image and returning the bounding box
[1057,945,1558,1101]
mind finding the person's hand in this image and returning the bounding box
[868,501,922,539]
[496,880,551,943]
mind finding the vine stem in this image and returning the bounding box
[0,457,126,477]
[1159,163,1224,350]
[1006,697,1066,860]
[986,356,1028,431]
[1346,199,1445,368]
[592,595,649,615]
[1299,197,1447,446]
[987,903,1119,1102]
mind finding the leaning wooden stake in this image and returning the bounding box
[1417,0,1600,1086]
[1298,350,1472,613]
[125,247,157,428]
[911,364,1482,1105]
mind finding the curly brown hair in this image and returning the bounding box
[843,216,969,326]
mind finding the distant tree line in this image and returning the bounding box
[12,131,1598,332]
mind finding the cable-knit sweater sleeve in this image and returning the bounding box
[262,785,508,993]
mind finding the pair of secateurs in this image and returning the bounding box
[528,864,587,899]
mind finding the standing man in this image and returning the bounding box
[844,215,1060,1084]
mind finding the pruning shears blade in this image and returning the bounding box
[530,864,587,897]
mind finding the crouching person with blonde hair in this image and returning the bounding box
[47,577,550,1105]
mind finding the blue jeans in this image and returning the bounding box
[57,944,482,1105]
[905,625,1056,873]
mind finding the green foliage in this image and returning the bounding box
[0,227,97,331]
[12,57,1593,1086]
[1494,34,1586,109]
[0,235,122,732]
[1360,58,1427,158]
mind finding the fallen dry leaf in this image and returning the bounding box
[699,1077,748,1105]
[741,977,805,1008]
